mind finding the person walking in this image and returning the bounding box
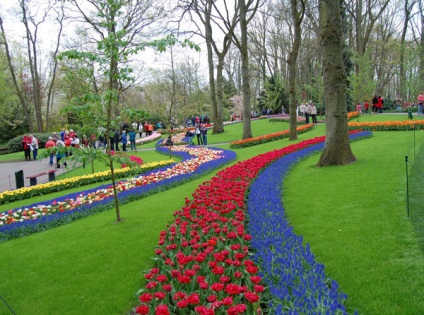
[417,92,424,115]
[22,134,31,161]
[364,100,369,113]
[45,137,56,166]
[114,129,120,151]
[195,125,203,145]
[310,103,318,124]
[305,102,312,124]
[30,134,39,160]
[121,130,128,151]
[372,95,378,113]
[201,125,208,145]
[55,140,67,168]
[129,129,136,151]
[377,96,383,113]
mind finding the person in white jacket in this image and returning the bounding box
[30,134,39,160]
[310,103,317,124]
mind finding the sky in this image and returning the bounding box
[0,0,210,79]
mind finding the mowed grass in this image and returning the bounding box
[0,115,423,314]
[283,130,424,314]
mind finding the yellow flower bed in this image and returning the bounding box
[0,160,174,205]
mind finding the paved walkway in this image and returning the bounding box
[0,158,70,193]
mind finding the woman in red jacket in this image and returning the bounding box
[22,134,31,160]
[377,96,383,113]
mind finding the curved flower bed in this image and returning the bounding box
[269,116,306,124]
[133,130,371,315]
[347,111,360,121]
[0,146,236,242]
[0,160,174,205]
[348,120,424,131]
[247,131,371,314]
[229,124,314,149]
[136,132,162,145]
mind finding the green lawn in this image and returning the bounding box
[0,117,423,314]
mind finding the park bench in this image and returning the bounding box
[26,169,57,186]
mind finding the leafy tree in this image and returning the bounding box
[257,74,289,114]
[59,0,175,222]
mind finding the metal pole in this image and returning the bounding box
[405,155,409,217]
[414,125,416,159]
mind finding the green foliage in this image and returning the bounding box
[7,133,50,153]
[348,49,376,105]
[0,52,29,142]
[257,74,289,113]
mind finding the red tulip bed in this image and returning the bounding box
[134,130,371,315]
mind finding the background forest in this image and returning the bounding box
[0,0,423,142]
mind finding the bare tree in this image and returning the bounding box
[318,0,356,166]
[224,0,263,139]
[0,17,34,132]
[183,0,239,134]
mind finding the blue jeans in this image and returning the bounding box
[418,104,423,115]
[49,153,54,165]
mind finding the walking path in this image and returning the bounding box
[0,158,69,193]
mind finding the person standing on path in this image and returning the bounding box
[310,103,318,124]
[305,102,312,124]
[129,129,136,151]
[195,125,203,145]
[364,100,369,113]
[417,92,424,115]
[372,95,378,113]
[22,134,31,161]
[45,137,56,166]
[201,125,208,145]
[114,129,120,151]
[121,130,128,151]
[30,134,39,161]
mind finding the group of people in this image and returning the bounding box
[298,102,318,124]
[356,101,370,113]
[96,129,137,152]
[21,134,39,161]
[188,115,210,127]
[371,95,384,113]
[185,124,208,145]
[47,129,89,168]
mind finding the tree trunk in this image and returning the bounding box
[318,0,355,167]
[0,17,34,133]
[419,1,424,90]
[288,0,304,141]
[46,5,64,132]
[215,57,225,133]
[204,8,219,133]
[240,0,252,140]
[21,0,44,132]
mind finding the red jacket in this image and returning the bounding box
[22,136,31,150]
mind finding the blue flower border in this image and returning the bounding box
[0,145,236,241]
[247,131,371,314]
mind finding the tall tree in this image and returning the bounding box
[318,0,356,166]
[288,0,305,141]
[419,0,424,91]
[226,0,262,139]
[61,0,171,222]
[0,17,34,132]
[185,0,239,134]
